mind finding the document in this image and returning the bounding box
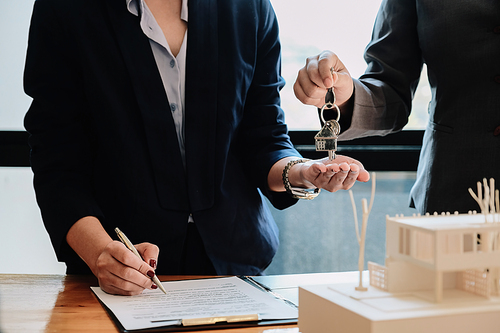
[91,276,297,331]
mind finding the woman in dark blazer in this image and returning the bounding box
[24,0,368,295]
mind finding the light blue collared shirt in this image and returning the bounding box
[126,0,188,167]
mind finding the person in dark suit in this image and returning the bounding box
[294,0,500,215]
[24,0,369,295]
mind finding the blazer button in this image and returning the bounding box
[494,126,500,136]
[495,75,500,84]
[494,26,500,34]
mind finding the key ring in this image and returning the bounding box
[319,102,340,124]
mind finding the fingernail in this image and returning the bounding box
[147,270,155,278]
[149,259,157,269]
[152,283,158,289]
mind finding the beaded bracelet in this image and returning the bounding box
[282,159,320,200]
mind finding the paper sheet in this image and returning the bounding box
[91,276,297,330]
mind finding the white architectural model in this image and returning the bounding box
[299,178,500,333]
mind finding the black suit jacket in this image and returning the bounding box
[24,0,300,275]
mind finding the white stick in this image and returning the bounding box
[478,181,483,207]
[367,173,376,215]
[469,187,485,213]
[496,189,499,216]
[483,178,490,216]
[349,190,361,243]
[490,178,495,214]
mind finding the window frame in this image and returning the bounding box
[1,130,423,170]
[291,129,423,171]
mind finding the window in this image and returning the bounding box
[463,234,475,253]
[414,230,434,262]
[398,227,411,256]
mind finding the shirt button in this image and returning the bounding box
[170,103,177,112]
[170,59,175,68]
[494,126,500,136]
[493,26,500,34]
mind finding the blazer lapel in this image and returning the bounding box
[105,0,189,210]
[184,0,218,211]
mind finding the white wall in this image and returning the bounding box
[0,168,66,274]
[0,0,34,131]
[0,1,65,274]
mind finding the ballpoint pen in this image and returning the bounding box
[115,227,167,294]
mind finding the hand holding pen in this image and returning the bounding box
[92,234,161,296]
[115,228,167,294]
[65,216,162,296]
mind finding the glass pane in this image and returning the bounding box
[265,171,417,274]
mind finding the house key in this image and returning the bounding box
[315,85,341,160]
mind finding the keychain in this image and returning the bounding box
[314,69,341,160]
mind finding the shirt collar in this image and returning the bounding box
[126,0,188,22]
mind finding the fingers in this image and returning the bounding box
[330,163,358,192]
[294,51,337,108]
[293,67,327,108]
[294,51,354,108]
[136,242,160,271]
[356,169,371,182]
[326,155,370,183]
[95,241,158,295]
[302,157,369,192]
[321,162,357,192]
[306,52,332,89]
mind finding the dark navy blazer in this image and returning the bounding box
[24,0,301,275]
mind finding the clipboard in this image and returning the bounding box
[91,276,298,332]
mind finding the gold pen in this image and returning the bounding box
[114,227,167,294]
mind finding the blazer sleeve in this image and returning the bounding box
[237,0,301,209]
[337,0,424,141]
[23,0,104,261]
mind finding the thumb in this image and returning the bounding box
[317,51,336,88]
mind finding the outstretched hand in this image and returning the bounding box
[290,155,369,192]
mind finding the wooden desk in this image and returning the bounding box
[0,272,359,332]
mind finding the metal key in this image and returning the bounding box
[315,86,341,160]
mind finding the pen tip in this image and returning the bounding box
[115,227,121,233]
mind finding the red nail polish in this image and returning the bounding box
[147,270,155,278]
[149,259,157,269]
[152,284,158,289]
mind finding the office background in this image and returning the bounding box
[0,0,427,275]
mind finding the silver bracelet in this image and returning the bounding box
[282,159,320,200]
